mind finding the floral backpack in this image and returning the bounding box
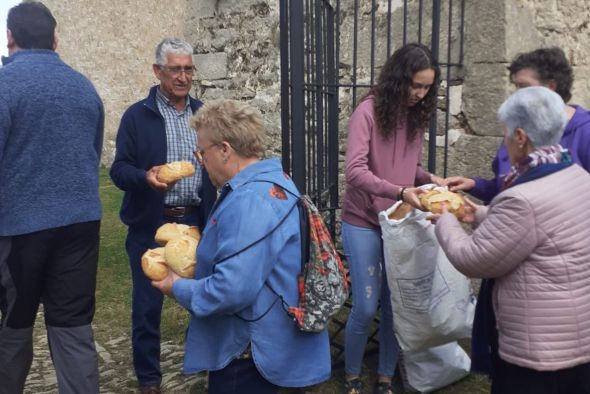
[287,194,349,332]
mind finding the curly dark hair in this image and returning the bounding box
[508,47,573,103]
[367,43,440,141]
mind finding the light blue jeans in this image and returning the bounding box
[342,221,400,378]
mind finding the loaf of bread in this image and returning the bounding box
[164,236,198,278]
[141,247,169,281]
[388,202,414,220]
[156,161,195,184]
[155,223,201,246]
[419,189,465,219]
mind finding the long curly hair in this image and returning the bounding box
[508,47,573,103]
[368,43,440,141]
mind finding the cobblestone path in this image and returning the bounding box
[24,311,206,394]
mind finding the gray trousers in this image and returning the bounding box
[0,235,99,394]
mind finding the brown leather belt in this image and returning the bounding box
[163,206,196,218]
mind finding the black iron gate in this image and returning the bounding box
[280,0,466,364]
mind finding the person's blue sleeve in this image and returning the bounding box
[470,147,503,203]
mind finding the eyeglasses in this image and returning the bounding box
[160,65,196,76]
[194,143,219,164]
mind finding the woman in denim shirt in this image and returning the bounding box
[152,99,330,394]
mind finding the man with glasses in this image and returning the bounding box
[110,37,216,394]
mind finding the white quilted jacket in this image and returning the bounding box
[436,164,590,371]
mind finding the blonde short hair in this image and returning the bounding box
[191,99,265,158]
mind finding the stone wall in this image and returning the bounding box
[42,0,590,180]
[457,0,590,179]
[186,0,282,156]
[42,0,186,165]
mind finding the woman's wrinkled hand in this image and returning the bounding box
[151,270,181,298]
[460,196,479,224]
[443,176,475,192]
[430,174,445,186]
[426,202,448,223]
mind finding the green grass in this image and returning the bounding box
[96,167,490,393]
[96,168,191,344]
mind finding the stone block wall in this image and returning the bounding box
[40,0,590,181]
[186,0,282,156]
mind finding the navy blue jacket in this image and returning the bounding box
[110,86,216,233]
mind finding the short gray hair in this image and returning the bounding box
[498,86,568,148]
[154,38,193,66]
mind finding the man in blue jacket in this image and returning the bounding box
[110,37,216,394]
[0,3,104,393]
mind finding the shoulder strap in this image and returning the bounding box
[212,196,298,270]
[220,179,304,323]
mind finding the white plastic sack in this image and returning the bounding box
[379,199,475,352]
[399,342,471,393]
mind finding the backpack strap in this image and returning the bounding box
[212,196,299,270]
[209,179,301,323]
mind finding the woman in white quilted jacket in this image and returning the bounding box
[433,86,590,394]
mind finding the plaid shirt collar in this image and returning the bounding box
[156,87,191,112]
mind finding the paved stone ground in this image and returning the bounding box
[24,311,207,394]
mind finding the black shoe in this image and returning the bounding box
[373,382,394,394]
[344,378,363,394]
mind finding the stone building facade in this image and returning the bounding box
[43,0,590,180]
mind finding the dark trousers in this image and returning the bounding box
[1,221,100,329]
[127,211,199,387]
[208,357,279,394]
[492,356,590,394]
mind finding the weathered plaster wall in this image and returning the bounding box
[42,0,186,165]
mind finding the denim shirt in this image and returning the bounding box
[173,158,331,387]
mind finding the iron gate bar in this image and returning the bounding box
[279,0,290,174]
[352,0,359,109]
[418,0,423,43]
[387,0,392,57]
[428,0,442,174]
[289,0,305,192]
[403,0,408,45]
[443,0,454,178]
[370,0,376,85]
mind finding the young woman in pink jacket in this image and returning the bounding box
[434,86,590,394]
[341,43,442,394]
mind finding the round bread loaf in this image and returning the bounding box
[155,223,201,246]
[156,161,195,184]
[419,189,465,219]
[141,247,169,281]
[388,202,413,220]
[164,236,198,278]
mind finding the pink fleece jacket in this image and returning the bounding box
[435,164,590,371]
[342,97,432,228]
